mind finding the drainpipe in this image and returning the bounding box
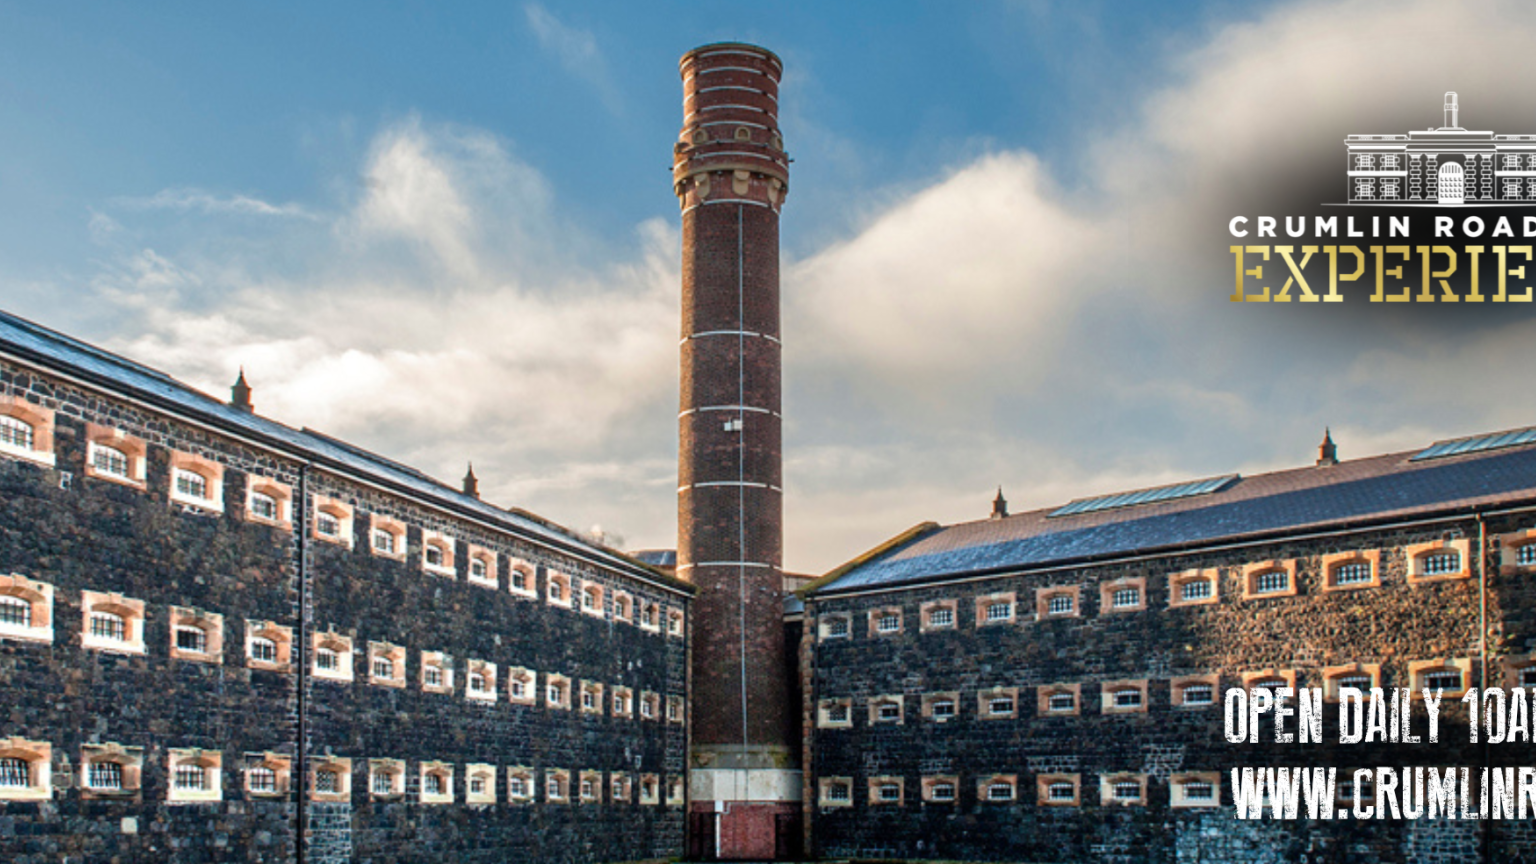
[295,462,310,864]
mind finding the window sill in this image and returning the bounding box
[83,467,146,490]
[82,638,145,656]
[170,492,223,513]
[0,623,53,644]
[0,443,54,468]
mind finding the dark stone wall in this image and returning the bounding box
[0,360,688,863]
[807,516,1536,863]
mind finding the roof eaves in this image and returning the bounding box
[800,522,942,598]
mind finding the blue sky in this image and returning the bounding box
[4,0,1535,572]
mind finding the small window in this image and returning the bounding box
[1048,783,1075,801]
[1114,781,1141,801]
[421,533,455,574]
[1112,588,1140,608]
[878,783,901,802]
[249,492,278,521]
[420,763,454,803]
[1424,670,1462,691]
[373,657,394,679]
[425,665,443,687]
[1048,693,1075,712]
[930,699,955,718]
[1521,667,1536,688]
[875,701,902,722]
[926,607,954,628]
[173,468,211,503]
[1181,684,1214,705]
[251,638,277,663]
[467,661,497,701]
[470,558,488,579]
[829,704,849,722]
[174,764,207,791]
[930,783,956,801]
[1252,570,1289,594]
[89,760,124,791]
[425,774,443,795]
[1184,782,1214,800]
[246,621,292,670]
[0,758,30,789]
[167,749,222,803]
[0,595,29,627]
[313,499,354,546]
[317,649,338,670]
[79,743,141,801]
[92,445,130,478]
[1333,561,1373,585]
[1519,544,1536,568]
[425,546,444,568]
[989,697,1014,714]
[248,767,276,795]
[315,770,340,794]
[1047,595,1073,615]
[877,613,900,633]
[176,626,207,654]
[372,529,396,555]
[466,549,497,586]
[0,416,34,451]
[1113,689,1142,709]
[0,399,53,467]
[823,617,850,639]
[985,601,1013,621]
[1420,551,1460,576]
[316,512,341,538]
[667,609,684,635]
[0,575,53,644]
[91,611,126,642]
[987,782,1014,801]
[1180,580,1212,601]
[312,633,354,682]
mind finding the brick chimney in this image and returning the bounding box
[673,42,799,861]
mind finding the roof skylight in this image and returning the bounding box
[1048,474,1240,519]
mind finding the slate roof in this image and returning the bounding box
[811,435,1536,596]
[0,309,685,593]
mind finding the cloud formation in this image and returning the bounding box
[50,0,1536,573]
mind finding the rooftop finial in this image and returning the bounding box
[230,368,253,413]
[463,463,479,498]
[991,486,1009,519]
[1317,428,1338,466]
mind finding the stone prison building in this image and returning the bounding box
[3,40,1536,864]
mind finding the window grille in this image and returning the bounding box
[0,416,34,450]
[512,570,527,591]
[425,774,444,796]
[0,758,29,788]
[1048,782,1075,801]
[1519,544,1536,567]
[1180,579,1213,601]
[582,690,596,709]
[1507,155,1524,169]
[173,764,206,791]
[641,698,654,718]
[827,783,850,802]
[1113,688,1143,708]
[174,470,209,500]
[250,638,277,664]
[1355,154,1375,170]
[547,777,562,798]
[1424,670,1462,691]
[1114,781,1141,800]
[424,546,444,567]
[1253,570,1289,594]
[509,678,524,698]
[372,529,395,554]
[248,767,275,794]
[580,779,594,799]
[930,782,955,801]
[930,699,955,718]
[1253,678,1287,691]
[878,784,901,801]
[1181,684,1214,705]
[987,782,1013,800]
[471,777,487,795]
[316,648,339,671]
[250,493,278,520]
[828,704,849,722]
[877,613,900,632]
[1335,674,1371,692]
[826,618,849,638]
[1419,551,1461,576]
[510,777,528,798]
[469,672,488,693]
[373,657,395,680]
[92,445,129,477]
[372,772,394,795]
[0,595,31,627]
[1112,588,1140,608]
[1333,561,1372,585]
[424,665,443,688]
[582,588,598,609]
[877,702,901,721]
[1355,179,1375,199]
[90,761,123,790]
[926,607,954,627]
[668,613,682,634]
[1048,693,1075,712]
[985,601,1013,621]
[989,697,1015,714]
[175,626,207,653]
[1183,781,1214,800]
[90,611,127,641]
[316,512,340,537]
[1047,595,1073,615]
[470,559,488,579]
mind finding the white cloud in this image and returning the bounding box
[523,4,621,114]
[115,188,319,220]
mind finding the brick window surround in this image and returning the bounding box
[1168,568,1220,608]
[1241,559,1298,599]
[0,573,53,644]
[1100,578,1147,614]
[0,395,55,468]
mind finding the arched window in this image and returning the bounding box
[0,416,34,451]
[0,595,30,627]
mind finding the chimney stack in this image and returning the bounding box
[674,42,798,860]
[230,369,253,413]
[1317,428,1339,466]
[462,463,479,498]
[991,487,1009,519]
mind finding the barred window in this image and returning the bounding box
[470,558,488,580]
[424,665,444,688]
[509,678,525,698]
[930,782,955,801]
[1181,684,1214,705]
[1336,674,1372,691]
[173,764,207,791]
[175,626,207,654]
[878,783,901,801]
[989,697,1015,714]
[469,672,489,694]
[1253,570,1289,594]
[373,657,394,680]
[0,595,30,627]
[1253,678,1287,691]
[1420,551,1461,576]
[92,445,129,478]
[581,690,596,710]
[510,777,528,798]
[90,611,127,642]
[930,699,955,718]
[1183,781,1214,800]
[316,512,341,537]
[1114,781,1142,801]
[1112,588,1140,608]
[372,772,394,795]
[424,545,445,568]
[0,416,34,450]
[1113,688,1143,708]
[511,569,528,591]
[315,770,340,793]
[1424,670,1462,691]
[372,529,396,555]
[877,613,900,633]
[250,638,277,664]
[1048,693,1075,712]
[826,618,849,638]
[250,492,278,521]
[316,648,339,671]
[828,704,849,722]
[985,601,1013,621]
[1048,782,1075,801]
[876,701,901,721]
[1047,595,1073,615]
[548,777,562,798]
[248,767,276,794]
[174,469,209,501]
[1333,561,1372,585]
[1180,580,1213,601]
[987,782,1013,800]
[0,758,29,788]
[89,761,123,790]
[926,607,954,627]
[580,779,594,799]
[471,776,487,795]
[1519,544,1536,567]
[827,782,850,802]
